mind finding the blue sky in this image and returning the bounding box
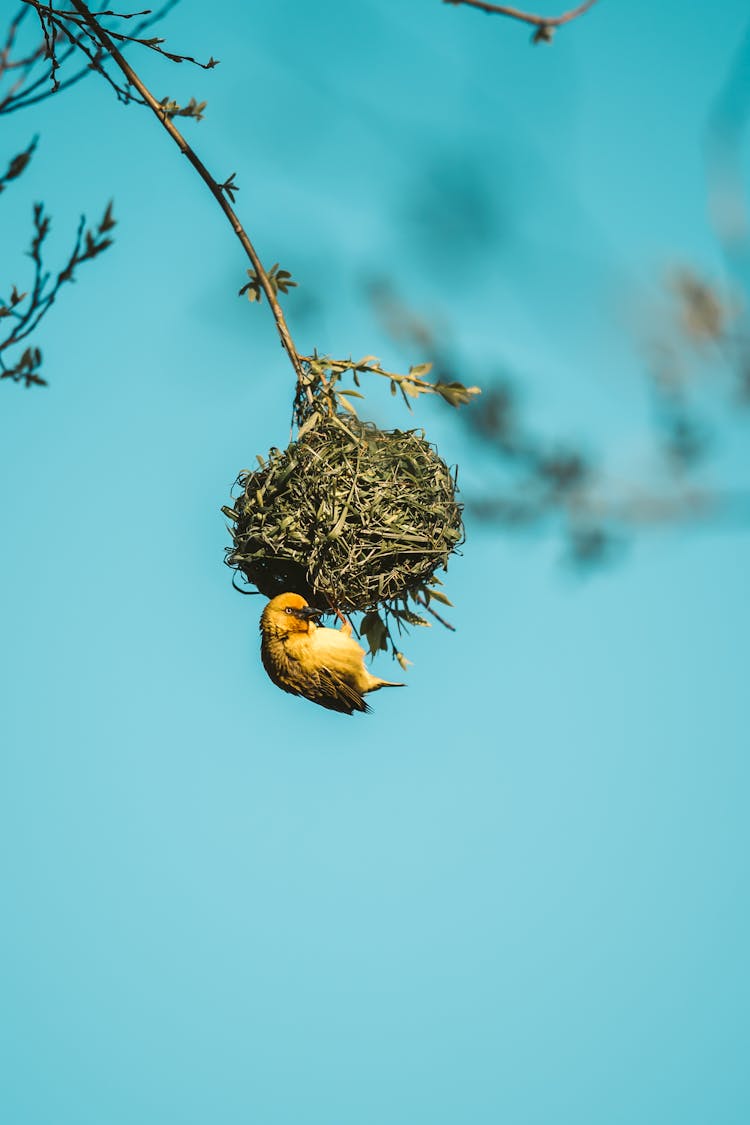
[2,2,749,1122]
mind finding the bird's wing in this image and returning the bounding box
[261,636,369,714]
[308,666,370,715]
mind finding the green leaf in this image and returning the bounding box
[434,381,482,407]
[426,588,454,607]
[361,611,388,655]
[400,380,422,398]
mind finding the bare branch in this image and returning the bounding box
[2,1,180,114]
[58,0,305,384]
[1,199,115,386]
[443,0,600,41]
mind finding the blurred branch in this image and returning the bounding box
[0,134,37,191]
[367,278,750,569]
[442,0,599,42]
[706,20,750,397]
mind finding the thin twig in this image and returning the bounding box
[53,0,305,383]
[443,0,599,29]
[414,592,456,631]
[2,1,178,112]
[0,9,32,76]
[0,200,114,381]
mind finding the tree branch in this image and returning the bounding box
[1,199,115,386]
[60,0,305,383]
[2,2,181,113]
[443,0,599,36]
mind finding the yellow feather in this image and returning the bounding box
[259,592,404,714]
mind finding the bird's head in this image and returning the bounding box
[261,592,323,636]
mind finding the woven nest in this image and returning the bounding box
[224,414,463,612]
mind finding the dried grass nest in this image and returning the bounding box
[223,414,463,612]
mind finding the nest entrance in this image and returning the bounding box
[224,415,463,613]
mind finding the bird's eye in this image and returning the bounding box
[284,606,293,615]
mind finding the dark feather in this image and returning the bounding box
[260,637,369,715]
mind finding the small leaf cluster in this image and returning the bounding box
[219,172,239,203]
[359,574,456,665]
[295,351,481,423]
[239,263,297,304]
[367,277,750,571]
[158,96,207,122]
[531,24,555,44]
[0,345,44,388]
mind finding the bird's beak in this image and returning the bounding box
[295,606,323,620]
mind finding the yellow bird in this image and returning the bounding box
[260,591,405,715]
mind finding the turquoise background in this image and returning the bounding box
[2,2,749,1122]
